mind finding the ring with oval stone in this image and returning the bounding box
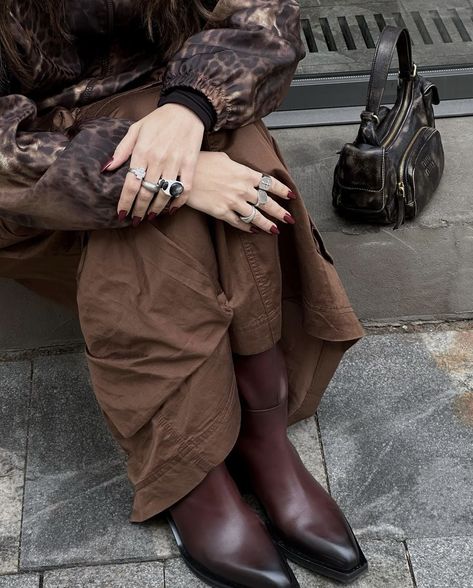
[258,174,272,192]
[254,189,269,208]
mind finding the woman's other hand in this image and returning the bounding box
[185,152,296,235]
[103,103,204,224]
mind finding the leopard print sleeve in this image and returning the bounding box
[160,0,306,131]
[0,95,133,230]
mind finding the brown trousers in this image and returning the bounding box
[0,84,364,522]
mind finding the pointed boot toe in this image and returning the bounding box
[275,517,367,584]
[168,463,299,588]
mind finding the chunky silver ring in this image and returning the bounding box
[128,167,147,181]
[161,179,185,198]
[258,174,272,192]
[255,189,269,208]
[239,206,257,224]
[142,180,161,194]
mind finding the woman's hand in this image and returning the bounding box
[103,103,204,224]
[184,152,296,234]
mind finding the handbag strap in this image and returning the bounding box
[365,26,414,118]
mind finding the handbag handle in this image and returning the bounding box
[365,26,415,119]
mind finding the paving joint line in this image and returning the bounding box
[19,555,177,575]
[314,412,332,495]
[402,540,418,588]
[17,359,34,573]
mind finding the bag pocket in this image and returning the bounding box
[333,143,398,221]
[401,127,444,218]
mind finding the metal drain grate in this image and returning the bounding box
[298,2,473,75]
[301,9,473,51]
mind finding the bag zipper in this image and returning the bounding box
[380,79,414,147]
[394,126,436,228]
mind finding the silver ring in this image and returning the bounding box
[255,189,269,208]
[142,180,161,194]
[128,167,147,181]
[258,174,272,192]
[161,179,185,198]
[239,206,257,224]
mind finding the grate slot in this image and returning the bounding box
[320,17,338,51]
[450,8,472,42]
[430,10,453,43]
[373,13,387,33]
[356,14,376,49]
[411,11,434,44]
[338,16,356,50]
[301,18,318,52]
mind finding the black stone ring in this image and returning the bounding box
[161,179,185,198]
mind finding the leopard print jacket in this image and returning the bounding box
[0,0,305,230]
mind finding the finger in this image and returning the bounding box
[233,202,279,235]
[106,123,141,171]
[130,166,162,224]
[249,190,295,225]
[250,171,296,200]
[172,156,198,210]
[116,157,146,218]
[148,162,179,218]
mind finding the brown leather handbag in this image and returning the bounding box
[332,26,445,229]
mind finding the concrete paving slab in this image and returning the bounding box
[43,561,164,588]
[292,540,414,587]
[0,575,39,588]
[0,362,31,574]
[20,353,177,570]
[273,117,473,323]
[407,536,473,588]
[317,331,473,540]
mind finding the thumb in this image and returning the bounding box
[102,123,141,172]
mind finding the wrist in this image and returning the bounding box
[158,102,205,131]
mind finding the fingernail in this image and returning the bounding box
[132,216,142,227]
[169,207,178,216]
[283,213,296,225]
[287,190,297,199]
[270,225,280,235]
[101,157,114,173]
[147,212,157,221]
[118,210,128,222]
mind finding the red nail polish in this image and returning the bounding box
[147,212,157,221]
[287,190,297,199]
[270,225,280,235]
[283,213,296,225]
[132,216,142,227]
[118,210,128,222]
[101,157,114,173]
[169,207,178,216]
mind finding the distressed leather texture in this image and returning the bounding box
[0,0,305,230]
[332,26,445,229]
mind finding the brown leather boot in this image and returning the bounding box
[230,344,368,585]
[167,462,299,588]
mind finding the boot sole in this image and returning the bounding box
[167,514,300,588]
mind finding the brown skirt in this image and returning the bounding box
[0,84,364,522]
